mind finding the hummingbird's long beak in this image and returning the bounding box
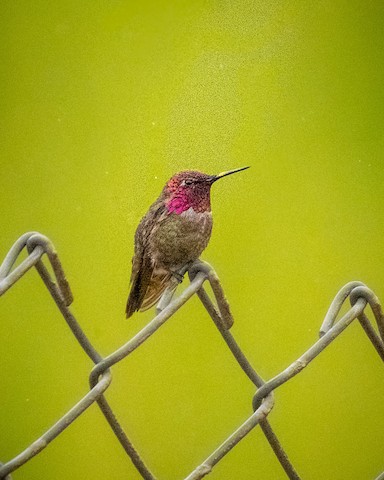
[210,166,250,183]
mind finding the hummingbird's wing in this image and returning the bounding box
[126,202,170,318]
[125,249,154,318]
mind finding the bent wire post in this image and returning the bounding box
[0,232,383,480]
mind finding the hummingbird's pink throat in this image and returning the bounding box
[166,188,211,214]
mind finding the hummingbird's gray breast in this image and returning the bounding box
[149,207,213,270]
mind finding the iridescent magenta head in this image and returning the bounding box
[164,167,249,215]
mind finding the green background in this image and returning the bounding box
[1,1,384,479]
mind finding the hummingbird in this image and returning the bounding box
[125,166,249,318]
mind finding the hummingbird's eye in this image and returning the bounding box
[184,179,194,186]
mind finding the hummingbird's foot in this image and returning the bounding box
[170,270,184,283]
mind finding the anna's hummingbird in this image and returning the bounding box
[125,166,249,318]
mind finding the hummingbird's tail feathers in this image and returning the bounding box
[139,271,173,312]
[126,256,173,317]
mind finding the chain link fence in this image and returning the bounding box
[1,232,383,480]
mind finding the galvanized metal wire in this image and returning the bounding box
[0,232,383,480]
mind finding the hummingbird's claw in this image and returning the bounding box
[170,270,184,283]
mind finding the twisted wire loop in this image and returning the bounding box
[0,233,383,480]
